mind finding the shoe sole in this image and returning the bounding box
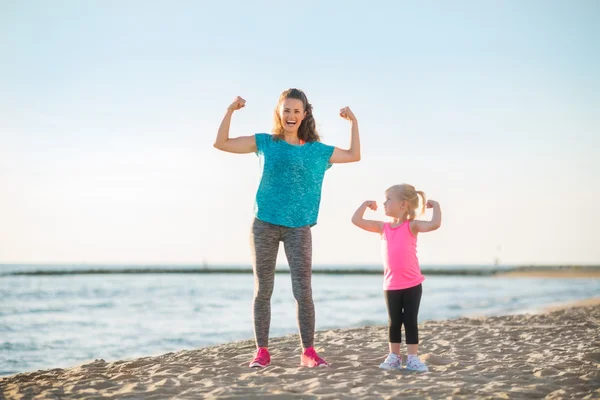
[379,364,402,370]
[300,363,328,368]
[300,359,329,368]
[249,362,270,368]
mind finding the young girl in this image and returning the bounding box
[351,184,441,372]
[214,88,361,368]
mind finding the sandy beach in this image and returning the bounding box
[2,303,599,399]
[496,269,600,279]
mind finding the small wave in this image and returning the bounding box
[1,342,38,351]
[20,307,68,314]
[78,302,115,310]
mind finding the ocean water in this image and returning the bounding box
[1,266,599,376]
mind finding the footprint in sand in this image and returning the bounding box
[153,378,179,387]
[111,373,140,382]
[120,358,155,370]
[421,353,454,365]
[585,352,600,362]
[338,354,361,367]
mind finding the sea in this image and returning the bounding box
[1,264,599,376]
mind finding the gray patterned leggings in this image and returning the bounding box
[250,218,314,349]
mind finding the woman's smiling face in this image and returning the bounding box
[278,98,306,134]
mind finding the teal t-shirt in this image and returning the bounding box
[254,133,335,228]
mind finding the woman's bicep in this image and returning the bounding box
[329,147,360,164]
[219,135,257,154]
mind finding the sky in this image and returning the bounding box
[1,0,599,266]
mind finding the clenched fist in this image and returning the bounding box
[364,200,377,211]
[228,96,246,112]
[339,106,357,122]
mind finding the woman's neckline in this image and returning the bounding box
[281,138,306,147]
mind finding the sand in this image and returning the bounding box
[543,297,600,313]
[496,270,600,279]
[2,304,599,400]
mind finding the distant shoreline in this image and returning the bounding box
[542,296,600,312]
[2,265,599,277]
[495,269,600,278]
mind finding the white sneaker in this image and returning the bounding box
[405,355,428,372]
[379,353,402,370]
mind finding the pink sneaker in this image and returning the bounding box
[300,347,328,367]
[249,347,270,368]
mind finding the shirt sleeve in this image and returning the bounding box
[318,142,335,170]
[255,133,270,156]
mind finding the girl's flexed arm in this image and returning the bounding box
[330,106,361,163]
[411,200,442,233]
[214,96,257,154]
[352,201,384,234]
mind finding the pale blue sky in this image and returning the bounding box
[1,0,599,265]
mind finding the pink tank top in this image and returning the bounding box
[381,221,425,290]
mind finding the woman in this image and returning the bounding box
[214,88,361,368]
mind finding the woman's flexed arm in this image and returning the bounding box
[330,106,361,163]
[214,96,257,154]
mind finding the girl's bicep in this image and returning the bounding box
[354,219,384,234]
[411,220,439,233]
